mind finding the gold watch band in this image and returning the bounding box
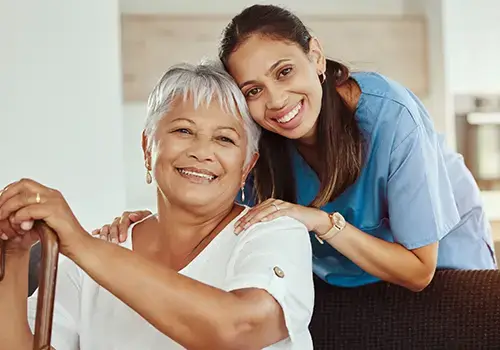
[314,212,346,244]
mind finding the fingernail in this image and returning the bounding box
[243,223,250,229]
[91,229,98,235]
[100,235,107,240]
[119,234,126,242]
[1,233,8,240]
[111,238,118,244]
[20,221,33,231]
[261,217,268,221]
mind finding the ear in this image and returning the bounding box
[241,152,260,185]
[308,37,326,74]
[141,130,152,169]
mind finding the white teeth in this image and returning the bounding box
[277,102,301,123]
[178,169,215,180]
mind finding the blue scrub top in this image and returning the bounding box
[241,72,497,287]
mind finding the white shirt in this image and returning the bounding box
[27,207,315,349]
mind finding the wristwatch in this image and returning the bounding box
[315,212,347,244]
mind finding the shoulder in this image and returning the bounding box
[352,72,424,123]
[352,71,428,144]
[241,215,309,239]
[235,215,312,254]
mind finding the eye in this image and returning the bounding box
[278,67,292,78]
[245,87,262,98]
[217,136,235,144]
[174,128,192,134]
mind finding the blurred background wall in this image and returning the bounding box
[1,1,499,240]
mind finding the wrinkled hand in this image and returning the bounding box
[0,178,88,256]
[91,210,152,243]
[234,198,329,234]
[0,215,38,256]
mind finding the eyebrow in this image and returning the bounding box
[170,117,241,137]
[171,117,195,124]
[217,126,241,137]
[238,58,291,89]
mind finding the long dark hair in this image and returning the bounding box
[219,5,364,207]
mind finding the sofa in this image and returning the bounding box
[310,270,500,349]
[28,243,500,349]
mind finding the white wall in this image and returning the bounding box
[440,0,500,220]
[0,0,126,230]
[120,0,424,210]
[443,0,500,95]
[123,104,157,211]
[120,0,419,16]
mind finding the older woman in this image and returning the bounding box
[0,61,314,349]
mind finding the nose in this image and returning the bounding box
[265,85,288,110]
[187,135,215,162]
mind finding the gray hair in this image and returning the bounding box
[145,59,261,166]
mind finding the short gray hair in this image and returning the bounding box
[145,59,261,166]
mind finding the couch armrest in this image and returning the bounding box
[310,270,500,349]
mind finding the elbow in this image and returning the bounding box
[184,318,253,350]
[405,268,436,292]
[212,315,277,350]
[212,321,257,350]
[191,326,243,350]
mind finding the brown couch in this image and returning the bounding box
[310,270,500,349]
[28,244,500,349]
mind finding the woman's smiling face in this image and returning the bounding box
[226,35,326,141]
[146,94,253,210]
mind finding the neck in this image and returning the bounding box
[296,80,360,149]
[297,126,317,147]
[148,193,236,267]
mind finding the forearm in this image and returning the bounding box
[70,235,246,349]
[314,211,435,291]
[0,252,34,349]
[325,224,435,291]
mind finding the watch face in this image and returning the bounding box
[333,212,346,229]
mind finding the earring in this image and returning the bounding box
[319,71,326,84]
[145,161,152,184]
[146,170,152,184]
[240,183,245,202]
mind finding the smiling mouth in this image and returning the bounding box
[276,100,303,124]
[176,168,218,183]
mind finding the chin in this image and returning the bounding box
[175,191,212,207]
[280,124,313,140]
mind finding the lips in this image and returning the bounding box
[275,101,303,124]
[176,167,218,182]
[268,100,305,131]
[269,100,304,121]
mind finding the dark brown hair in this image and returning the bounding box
[219,5,364,207]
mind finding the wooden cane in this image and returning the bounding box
[0,221,59,350]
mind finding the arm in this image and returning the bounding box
[69,218,313,349]
[316,216,438,292]
[0,222,78,350]
[315,112,460,291]
[0,251,34,350]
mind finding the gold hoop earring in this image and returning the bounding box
[319,71,326,84]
